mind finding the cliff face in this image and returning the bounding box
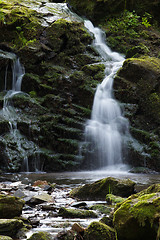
[0,0,105,172]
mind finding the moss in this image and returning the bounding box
[0,0,41,50]
[70,177,135,200]
[84,221,115,240]
[0,219,24,237]
[0,194,24,218]
[106,194,126,205]
[113,184,160,240]
[58,207,98,218]
[28,231,53,240]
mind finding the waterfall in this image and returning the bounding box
[83,20,129,169]
[0,50,41,172]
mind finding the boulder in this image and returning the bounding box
[70,177,135,200]
[114,56,160,171]
[28,231,54,240]
[58,207,97,218]
[0,219,23,237]
[0,194,24,218]
[84,221,116,240]
[113,184,160,240]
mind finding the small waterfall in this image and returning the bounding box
[83,20,129,169]
[0,50,41,172]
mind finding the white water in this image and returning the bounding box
[83,21,129,169]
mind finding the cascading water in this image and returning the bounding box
[83,20,129,169]
[0,50,41,172]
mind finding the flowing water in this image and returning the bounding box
[83,20,130,169]
[0,50,42,172]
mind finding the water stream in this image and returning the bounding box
[83,20,129,169]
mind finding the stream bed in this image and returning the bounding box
[1,167,160,239]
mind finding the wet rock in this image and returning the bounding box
[58,207,98,218]
[55,230,75,240]
[113,184,160,240]
[13,189,27,198]
[70,177,135,200]
[100,213,114,228]
[0,194,24,218]
[29,193,53,204]
[71,201,88,208]
[28,231,54,240]
[84,221,116,240]
[0,219,23,237]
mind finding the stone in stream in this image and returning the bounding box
[70,177,135,200]
[0,219,23,237]
[28,193,53,205]
[58,207,98,218]
[0,194,24,218]
[28,231,54,240]
[113,183,160,240]
[84,221,116,240]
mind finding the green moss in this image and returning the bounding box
[106,194,125,205]
[0,0,41,50]
[84,221,115,240]
[58,207,98,218]
[70,177,135,200]
[28,231,53,240]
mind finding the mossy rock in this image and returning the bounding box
[28,231,53,240]
[0,194,24,218]
[0,219,23,237]
[84,221,116,240]
[70,177,135,200]
[46,19,92,54]
[113,184,160,240]
[58,207,97,218]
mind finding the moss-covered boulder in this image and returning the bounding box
[113,184,160,240]
[114,56,160,171]
[0,194,24,218]
[28,231,53,240]
[0,219,23,237]
[58,207,98,218]
[70,177,135,200]
[84,221,116,240]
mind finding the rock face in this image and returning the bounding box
[113,184,160,240]
[70,177,135,200]
[0,194,24,218]
[114,57,160,171]
[0,0,104,172]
